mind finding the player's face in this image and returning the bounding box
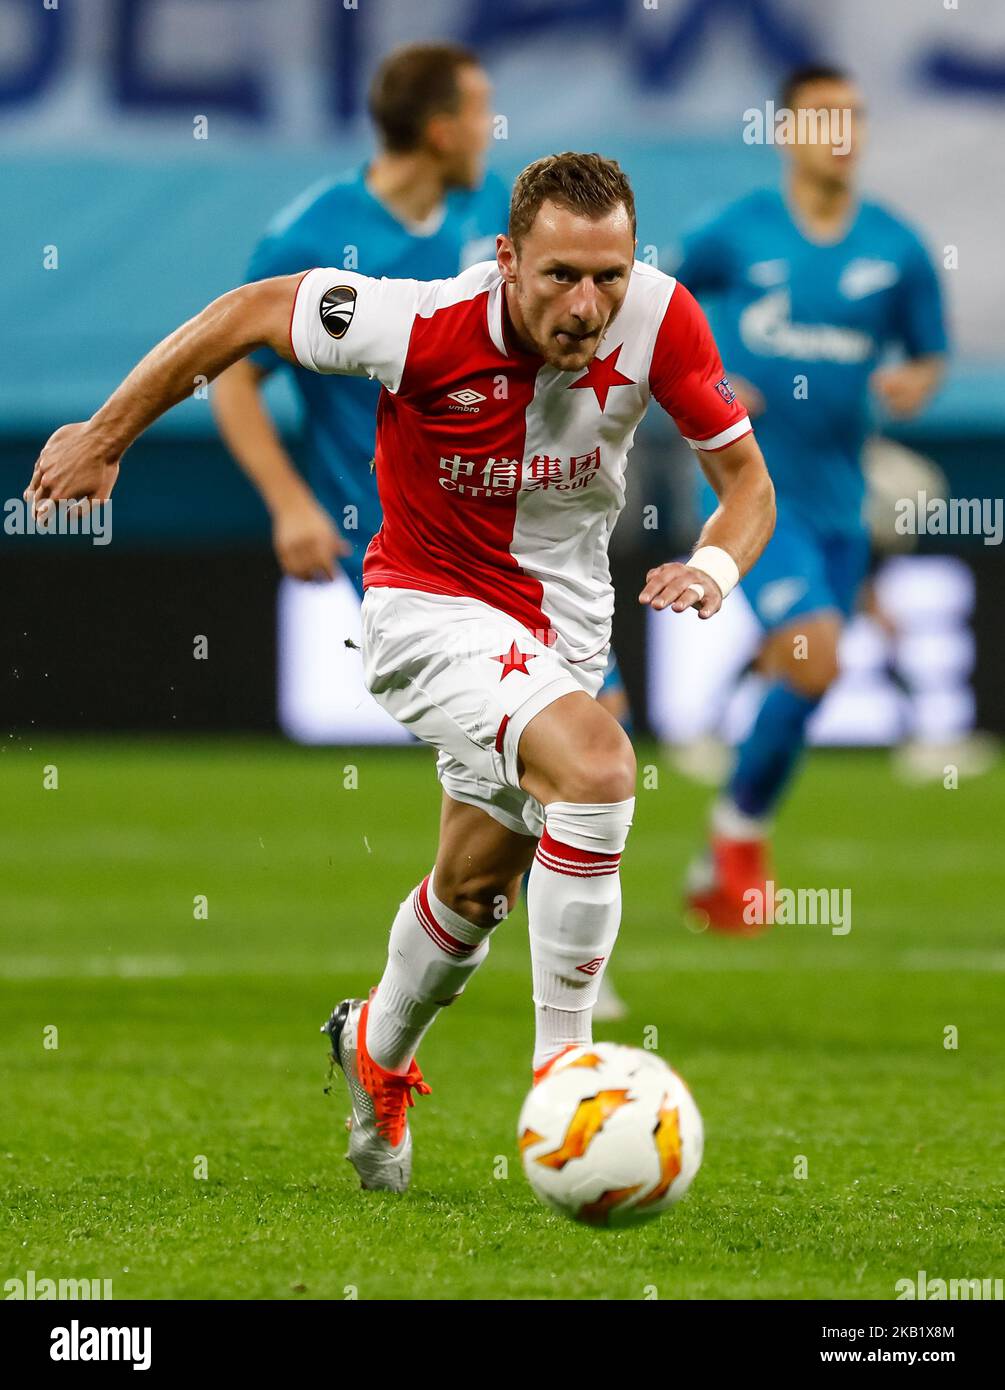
[785,78,865,189]
[429,65,494,190]
[499,201,635,372]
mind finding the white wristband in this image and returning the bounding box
[688,545,740,600]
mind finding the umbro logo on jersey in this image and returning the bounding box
[447,388,486,411]
[319,284,357,339]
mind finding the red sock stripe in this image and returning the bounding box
[414,876,478,957]
[535,828,622,878]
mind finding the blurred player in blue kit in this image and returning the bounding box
[677,66,948,931]
[213,42,507,591]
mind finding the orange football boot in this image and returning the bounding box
[684,835,775,936]
[321,991,431,1191]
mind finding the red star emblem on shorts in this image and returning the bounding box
[568,344,635,411]
[493,641,536,680]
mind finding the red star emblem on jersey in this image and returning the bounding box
[493,641,536,680]
[568,344,635,411]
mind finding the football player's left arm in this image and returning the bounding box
[642,280,774,620]
[639,433,775,619]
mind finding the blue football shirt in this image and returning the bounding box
[245,164,510,592]
[677,188,947,536]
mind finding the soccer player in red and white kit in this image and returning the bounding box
[26,154,775,1193]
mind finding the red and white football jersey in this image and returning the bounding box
[290,259,751,661]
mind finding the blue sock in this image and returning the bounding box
[728,682,821,822]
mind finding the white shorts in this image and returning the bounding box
[361,587,609,838]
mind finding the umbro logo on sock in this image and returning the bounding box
[576,957,606,976]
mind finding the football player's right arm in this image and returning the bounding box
[25,274,307,509]
[26,268,419,510]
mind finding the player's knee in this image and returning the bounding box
[771,622,842,700]
[556,737,636,806]
[788,643,840,698]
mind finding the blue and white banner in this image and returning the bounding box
[2,0,1001,353]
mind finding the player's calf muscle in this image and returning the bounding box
[434,798,536,926]
[433,841,531,925]
[436,868,526,929]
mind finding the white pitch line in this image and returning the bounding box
[0,955,187,980]
[2,950,1004,980]
[616,950,1005,973]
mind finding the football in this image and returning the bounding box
[517,1042,704,1227]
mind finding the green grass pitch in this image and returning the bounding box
[2,738,1002,1300]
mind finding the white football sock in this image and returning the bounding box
[527,799,635,1072]
[366,871,497,1073]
